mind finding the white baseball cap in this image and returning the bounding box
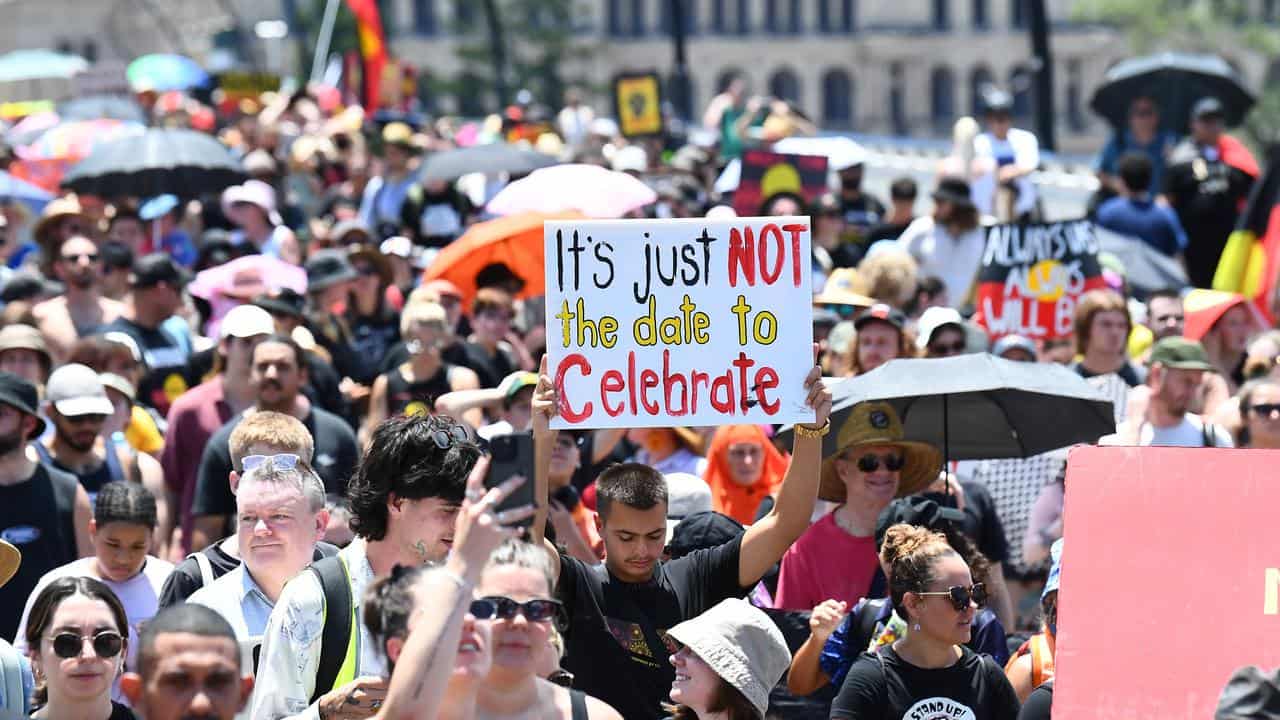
[916,306,965,350]
[46,364,114,417]
[220,304,277,340]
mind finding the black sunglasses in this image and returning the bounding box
[856,453,904,473]
[929,341,966,356]
[471,596,566,630]
[430,422,470,449]
[1250,403,1280,417]
[61,253,100,264]
[917,583,988,611]
[50,630,124,659]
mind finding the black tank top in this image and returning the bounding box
[384,363,455,417]
[0,463,79,639]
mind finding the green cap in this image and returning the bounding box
[503,372,540,404]
[1149,337,1214,371]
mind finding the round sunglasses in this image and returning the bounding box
[856,453,904,473]
[916,582,988,611]
[48,630,124,659]
[470,596,566,630]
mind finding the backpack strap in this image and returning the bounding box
[309,555,355,704]
[0,641,24,714]
[569,689,589,720]
[855,598,889,653]
[187,551,215,590]
[1202,421,1217,448]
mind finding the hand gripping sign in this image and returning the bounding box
[544,217,815,429]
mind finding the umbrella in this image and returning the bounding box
[16,118,144,161]
[419,143,559,184]
[1090,52,1255,133]
[58,95,145,123]
[0,49,87,82]
[771,136,868,171]
[486,164,657,218]
[781,354,1115,463]
[1094,224,1188,298]
[0,171,54,212]
[127,54,209,92]
[62,128,245,199]
[422,211,583,305]
[4,111,59,147]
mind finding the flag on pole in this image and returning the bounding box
[1213,147,1280,323]
[344,0,387,113]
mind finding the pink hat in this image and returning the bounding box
[221,180,283,226]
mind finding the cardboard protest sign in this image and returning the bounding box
[973,219,1108,340]
[614,72,664,138]
[1054,446,1280,719]
[216,72,282,111]
[732,150,829,217]
[545,217,814,429]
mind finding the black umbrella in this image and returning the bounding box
[57,95,145,123]
[781,354,1115,463]
[1090,52,1255,133]
[1094,224,1189,298]
[418,143,558,184]
[62,128,245,199]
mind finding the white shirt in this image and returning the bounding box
[249,539,385,720]
[1101,414,1235,448]
[972,128,1040,217]
[14,556,174,704]
[896,216,987,304]
[189,564,276,720]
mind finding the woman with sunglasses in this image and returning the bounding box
[830,525,1020,720]
[1234,380,1280,448]
[25,576,136,720]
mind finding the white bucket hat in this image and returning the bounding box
[666,598,790,719]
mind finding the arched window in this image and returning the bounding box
[667,72,696,121]
[631,0,647,36]
[1010,0,1026,28]
[608,0,625,36]
[933,0,950,29]
[822,69,853,129]
[818,0,856,31]
[972,0,988,28]
[769,68,801,104]
[1009,64,1033,121]
[413,0,436,34]
[890,62,907,135]
[931,66,955,131]
[970,65,994,116]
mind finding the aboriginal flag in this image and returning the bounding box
[1213,147,1280,323]
[345,0,387,113]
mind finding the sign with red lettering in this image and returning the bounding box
[972,220,1107,340]
[545,217,814,429]
[732,150,829,217]
[1054,446,1280,719]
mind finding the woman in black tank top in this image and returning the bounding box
[364,300,481,438]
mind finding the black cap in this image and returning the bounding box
[874,496,967,549]
[305,249,359,291]
[666,511,744,559]
[932,176,977,209]
[854,303,907,332]
[0,372,45,439]
[253,288,307,319]
[130,253,189,289]
[1192,97,1225,120]
[982,88,1014,114]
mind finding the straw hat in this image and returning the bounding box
[0,539,17,588]
[818,401,942,502]
[33,195,86,243]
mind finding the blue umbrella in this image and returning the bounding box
[126,54,210,92]
[0,171,53,212]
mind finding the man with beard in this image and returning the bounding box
[102,253,193,418]
[33,234,126,362]
[37,363,167,524]
[0,372,92,639]
[190,335,357,550]
[1105,338,1235,447]
[836,154,886,246]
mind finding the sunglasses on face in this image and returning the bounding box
[242,453,300,472]
[928,341,966,356]
[471,596,565,629]
[64,413,107,426]
[1131,107,1156,118]
[49,630,124,659]
[917,582,988,611]
[61,253,100,264]
[856,453,904,473]
[354,265,379,277]
[1250,403,1280,417]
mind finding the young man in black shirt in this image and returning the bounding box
[528,356,832,720]
[189,335,358,551]
[101,253,192,416]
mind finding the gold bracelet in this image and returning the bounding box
[793,419,830,438]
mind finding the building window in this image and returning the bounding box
[608,0,625,35]
[890,62,907,135]
[933,0,950,29]
[931,66,955,132]
[972,0,988,28]
[970,65,994,115]
[631,0,647,36]
[763,0,801,33]
[667,72,696,120]
[765,0,779,32]
[818,0,856,32]
[738,0,752,34]
[769,68,801,104]
[822,69,853,128]
[1066,59,1084,131]
[660,0,698,34]
[1010,0,1026,28]
[455,0,475,29]
[1009,65,1033,121]
[414,0,436,34]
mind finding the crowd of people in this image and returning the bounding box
[0,66,1274,720]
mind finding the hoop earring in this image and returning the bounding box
[912,622,921,632]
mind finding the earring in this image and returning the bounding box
[913,623,921,632]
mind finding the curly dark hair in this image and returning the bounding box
[883,524,963,624]
[347,414,479,541]
[94,481,157,530]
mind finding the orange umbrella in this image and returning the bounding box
[422,211,582,305]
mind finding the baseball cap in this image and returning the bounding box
[502,372,539,405]
[854,303,906,333]
[1149,337,1215,371]
[1192,97,1225,120]
[220,304,276,340]
[667,511,742,559]
[46,363,114,417]
[991,334,1038,361]
[0,372,45,438]
[916,306,965,350]
[130,253,190,289]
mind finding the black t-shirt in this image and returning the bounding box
[557,536,746,720]
[459,341,517,390]
[841,193,888,239]
[865,220,913,245]
[831,646,1021,720]
[190,407,359,525]
[1164,142,1254,287]
[0,463,80,639]
[102,316,190,416]
[347,309,401,384]
[1071,360,1146,388]
[1016,680,1053,720]
[108,700,140,720]
[158,538,341,608]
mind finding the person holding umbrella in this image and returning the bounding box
[1094,95,1177,200]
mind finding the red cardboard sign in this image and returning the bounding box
[1056,446,1280,719]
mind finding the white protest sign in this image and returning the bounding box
[545,216,814,429]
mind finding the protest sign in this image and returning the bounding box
[613,72,664,138]
[1054,446,1280,719]
[972,219,1107,340]
[732,150,829,217]
[544,217,814,429]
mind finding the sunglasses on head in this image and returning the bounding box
[1250,403,1280,417]
[470,596,565,629]
[49,630,124,659]
[430,422,470,449]
[242,453,300,472]
[856,452,904,473]
[917,583,988,611]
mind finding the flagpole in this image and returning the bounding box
[310,0,342,85]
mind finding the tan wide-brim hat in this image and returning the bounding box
[818,401,942,502]
[0,539,19,588]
